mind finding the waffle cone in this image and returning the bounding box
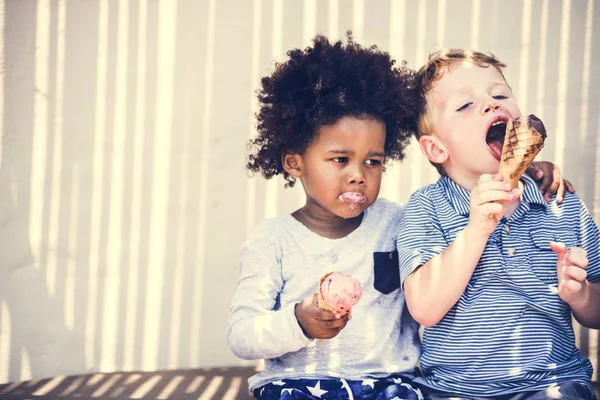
[498,117,545,188]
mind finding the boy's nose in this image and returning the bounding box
[481,101,501,114]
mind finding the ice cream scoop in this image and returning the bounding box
[317,271,362,315]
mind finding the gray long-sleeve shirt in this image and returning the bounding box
[226,199,421,390]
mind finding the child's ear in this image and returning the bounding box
[418,134,448,164]
[282,153,303,178]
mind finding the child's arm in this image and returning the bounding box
[226,233,312,360]
[400,174,518,327]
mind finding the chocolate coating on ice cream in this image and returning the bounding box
[526,114,547,140]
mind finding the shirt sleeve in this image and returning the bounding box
[577,198,600,284]
[226,223,312,360]
[396,191,448,288]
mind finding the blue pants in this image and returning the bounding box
[419,380,595,400]
[254,375,423,400]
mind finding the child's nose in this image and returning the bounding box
[481,101,501,114]
[347,167,366,185]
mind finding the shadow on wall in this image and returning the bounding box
[0,0,598,385]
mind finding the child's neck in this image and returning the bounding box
[292,207,363,239]
[446,172,479,192]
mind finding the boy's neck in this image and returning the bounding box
[444,170,479,192]
[292,206,363,239]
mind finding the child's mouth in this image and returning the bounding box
[486,121,506,161]
[339,192,366,211]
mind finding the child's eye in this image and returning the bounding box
[493,95,508,100]
[365,159,382,166]
[456,102,472,112]
[332,157,349,163]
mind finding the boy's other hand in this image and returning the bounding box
[294,294,349,340]
[468,174,520,235]
[527,161,575,204]
[550,242,589,305]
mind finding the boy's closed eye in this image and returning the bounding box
[456,102,473,112]
[456,95,509,112]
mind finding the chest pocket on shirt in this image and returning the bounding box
[529,228,578,284]
[373,250,400,294]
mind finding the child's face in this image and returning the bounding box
[297,116,385,219]
[426,62,521,185]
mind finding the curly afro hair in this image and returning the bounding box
[247,31,420,187]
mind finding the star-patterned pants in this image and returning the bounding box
[253,375,424,400]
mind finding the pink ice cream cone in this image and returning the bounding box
[317,271,362,316]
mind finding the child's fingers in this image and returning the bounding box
[318,317,347,329]
[478,202,505,217]
[544,179,561,202]
[539,164,558,194]
[564,248,588,269]
[477,173,504,185]
[535,169,544,179]
[556,178,566,204]
[526,164,544,180]
[565,179,576,194]
[562,265,587,283]
[473,180,511,194]
[549,241,568,259]
[313,308,339,321]
[473,189,515,205]
[320,325,347,339]
[559,278,583,294]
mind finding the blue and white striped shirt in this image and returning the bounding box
[397,173,600,398]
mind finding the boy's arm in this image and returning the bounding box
[403,225,489,326]
[398,174,517,327]
[226,233,311,360]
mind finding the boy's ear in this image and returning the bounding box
[418,134,448,164]
[282,153,303,178]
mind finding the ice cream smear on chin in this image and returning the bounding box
[338,192,366,211]
[318,271,362,315]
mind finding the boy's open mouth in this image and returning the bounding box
[486,120,506,161]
